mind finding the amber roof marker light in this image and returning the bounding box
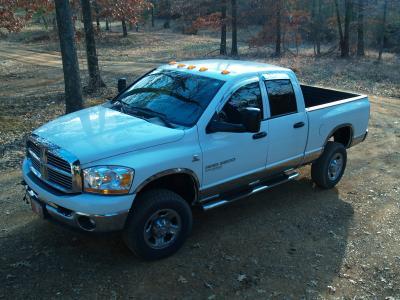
[168,61,177,65]
[187,65,196,70]
[221,70,230,75]
[199,67,208,72]
[177,63,186,68]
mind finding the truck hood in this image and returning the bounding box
[34,105,185,164]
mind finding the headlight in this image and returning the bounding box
[83,166,134,195]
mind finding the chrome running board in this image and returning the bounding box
[201,171,300,211]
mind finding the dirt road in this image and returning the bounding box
[0,35,399,298]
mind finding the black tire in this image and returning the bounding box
[123,189,192,260]
[311,141,347,189]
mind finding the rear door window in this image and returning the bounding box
[264,79,297,118]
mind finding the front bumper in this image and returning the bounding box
[22,159,135,232]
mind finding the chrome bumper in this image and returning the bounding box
[22,159,131,233]
[24,184,128,232]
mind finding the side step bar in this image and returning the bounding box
[201,171,300,211]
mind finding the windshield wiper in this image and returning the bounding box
[126,106,176,128]
[111,98,128,112]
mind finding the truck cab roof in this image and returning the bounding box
[160,59,291,81]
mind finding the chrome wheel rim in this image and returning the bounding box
[328,153,344,181]
[144,209,181,249]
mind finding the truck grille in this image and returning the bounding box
[48,168,73,190]
[47,152,71,173]
[26,135,81,193]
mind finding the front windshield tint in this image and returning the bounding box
[116,69,225,127]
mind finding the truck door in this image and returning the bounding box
[263,74,308,171]
[198,78,269,195]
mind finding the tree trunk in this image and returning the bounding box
[81,0,105,93]
[378,0,388,61]
[312,0,316,55]
[93,0,100,31]
[357,0,365,57]
[105,18,109,31]
[42,16,48,30]
[275,0,282,57]
[316,0,322,55]
[341,0,352,57]
[164,0,171,28]
[334,0,344,53]
[122,19,128,37]
[54,0,83,114]
[231,0,238,56]
[220,0,227,55]
[151,6,155,27]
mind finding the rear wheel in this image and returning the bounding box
[311,141,347,189]
[123,189,192,260]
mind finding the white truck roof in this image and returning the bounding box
[160,59,291,81]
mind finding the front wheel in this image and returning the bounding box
[311,141,347,189]
[123,189,192,260]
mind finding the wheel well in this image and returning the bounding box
[137,174,197,206]
[328,126,353,148]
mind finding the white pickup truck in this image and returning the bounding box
[22,60,369,260]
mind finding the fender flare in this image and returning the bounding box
[323,123,354,148]
[134,168,200,202]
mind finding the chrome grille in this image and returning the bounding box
[47,152,71,173]
[30,154,41,171]
[48,168,73,190]
[27,140,41,158]
[26,135,81,193]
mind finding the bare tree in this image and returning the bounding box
[54,0,83,113]
[164,0,171,28]
[316,0,322,55]
[122,19,128,37]
[378,0,388,61]
[151,1,155,27]
[334,0,352,57]
[81,0,105,92]
[93,0,101,30]
[220,0,227,55]
[334,0,344,51]
[275,0,282,56]
[231,0,238,56]
[312,0,322,55]
[342,0,352,57]
[357,0,365,56]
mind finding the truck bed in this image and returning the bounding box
[300,85,359,108]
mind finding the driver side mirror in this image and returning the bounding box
[241,107,261,133]
[206,107,261,134]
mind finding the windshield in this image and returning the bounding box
[114,69,225,127]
